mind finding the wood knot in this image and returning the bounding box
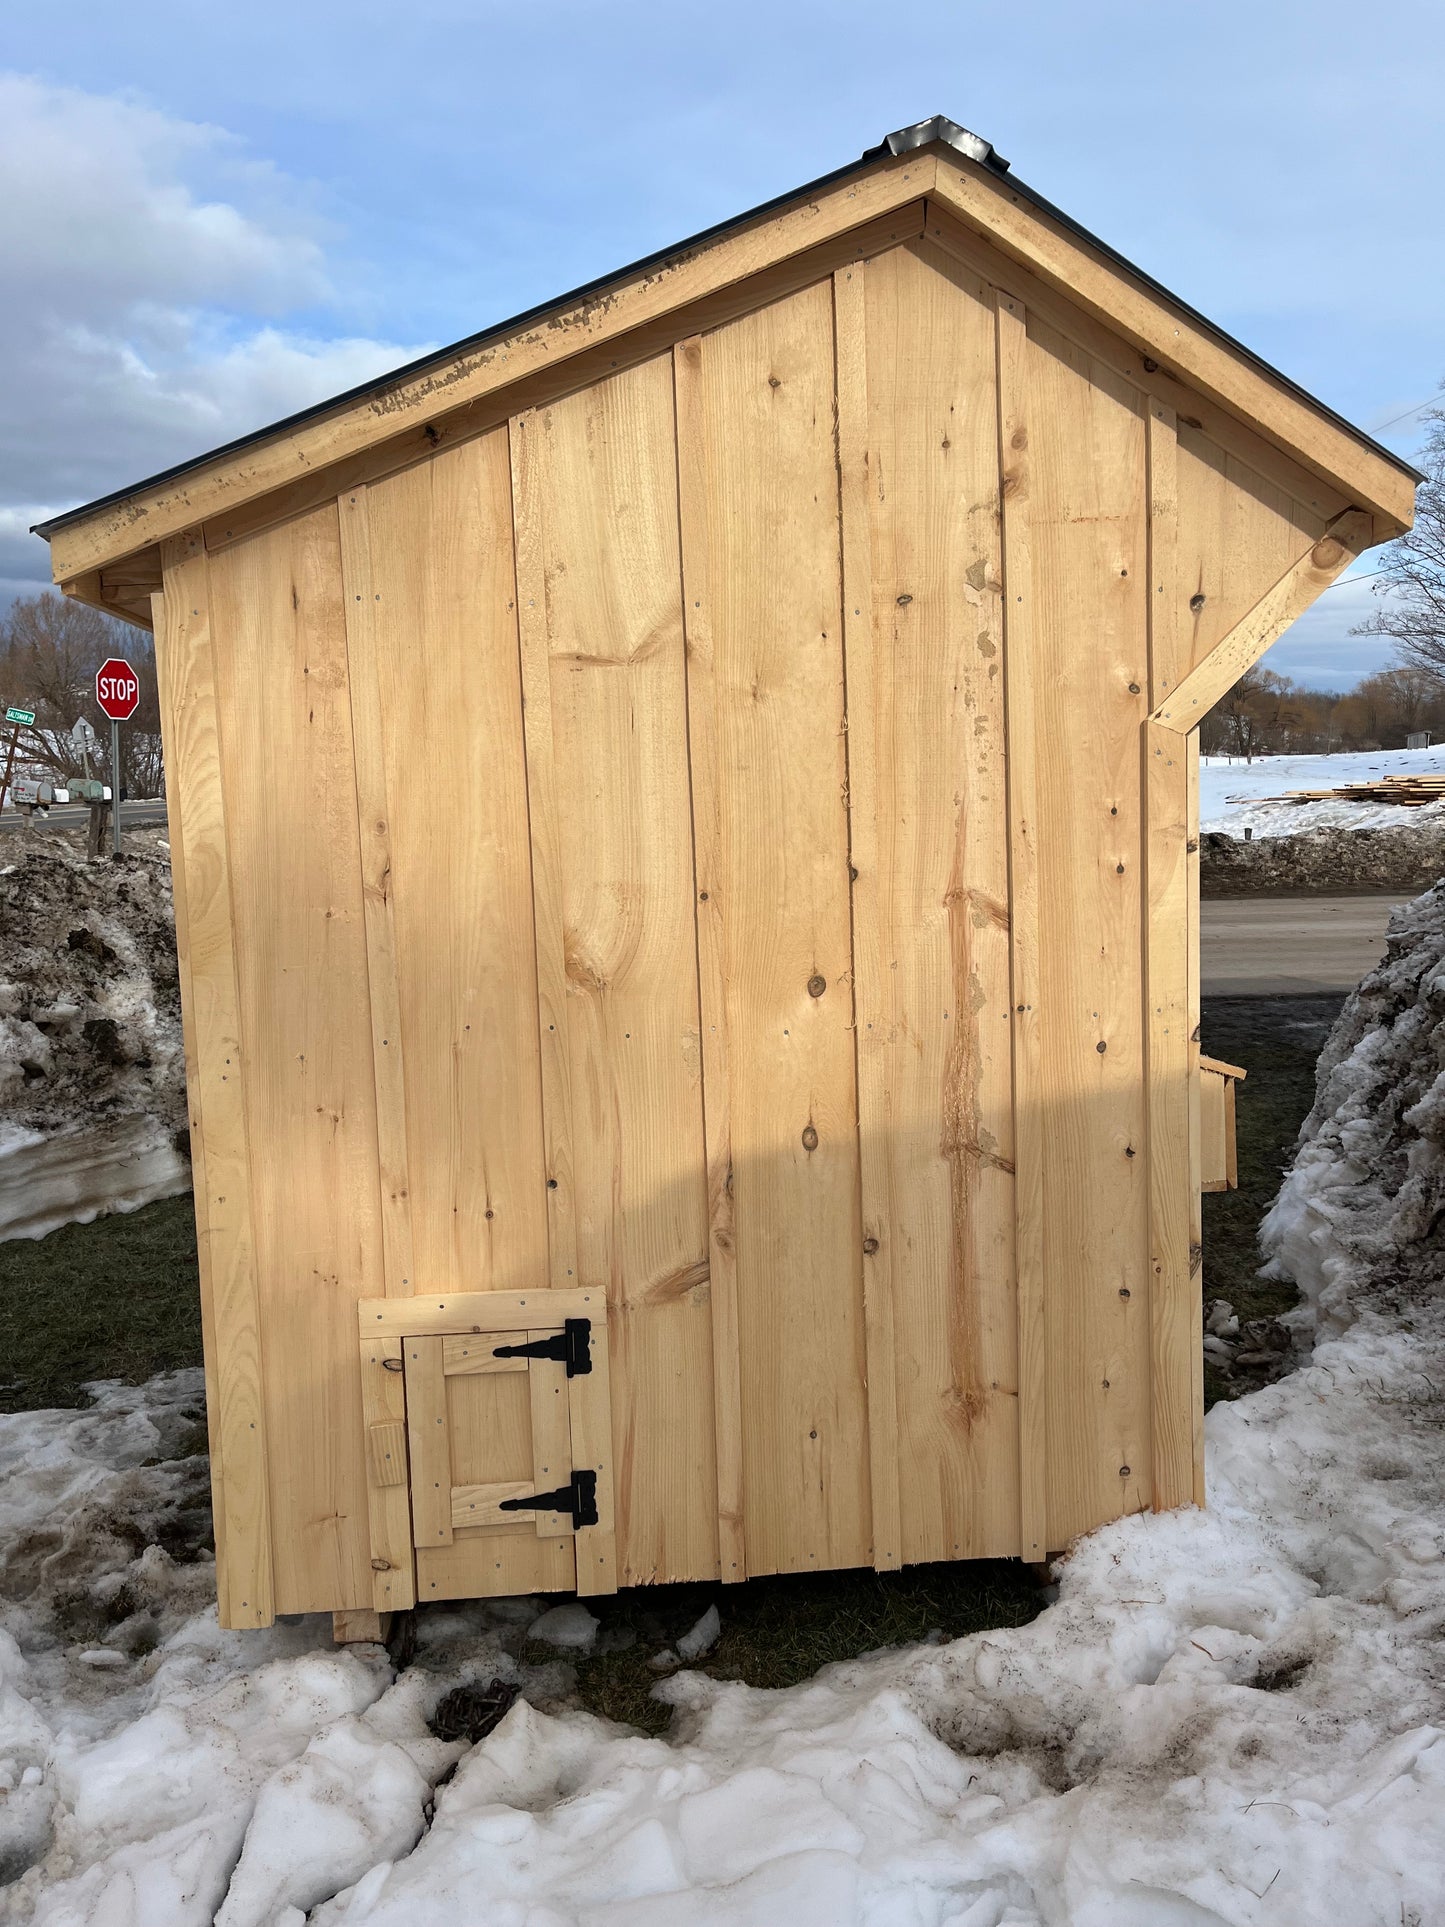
[862,1236,879,1255]
[807,974,826,998]
[801,1123,819,1153]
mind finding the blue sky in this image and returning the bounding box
[2,0,1440,686]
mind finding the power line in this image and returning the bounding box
[1322,568,1387,591]
[1370,393,1440,434]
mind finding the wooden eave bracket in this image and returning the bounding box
[1150,510,1373,734]
[61,554,161,633]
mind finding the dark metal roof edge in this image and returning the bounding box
[33,117,1422,543]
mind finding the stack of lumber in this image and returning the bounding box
[1261,774,1445,809]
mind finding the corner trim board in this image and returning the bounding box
[154,533,274,1628]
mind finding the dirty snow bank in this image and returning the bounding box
[1261,881,1445,1337]
[4,897,1445,1922]
[0,830,187,1239]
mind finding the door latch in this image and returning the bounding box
[492,1317,592,1377]
[497,1468,598,1530]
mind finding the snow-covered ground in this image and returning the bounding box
[1201,743,1445,838]
[2,891,1443,1924]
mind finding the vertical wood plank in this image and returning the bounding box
[1147,401,1185,704]
[510,416,580,1294]
[506,360,717,1588]
[1146,395,1197,1510]
[832,258,901,1572]
[995,297,1047,1561]
[361,434,549,1301]
[1022,311,1151,1545]
[674,333,746,1582]
[404,1336,452,1547]
[152,587,228,1610]
[1187,729,1206,1505]
[1145,720,1193,1509]
[207,503,385,1614]
[848,243,1018,1565]
[359,1335,416,1610]
[154,537,273,1628]
[569,1316,618,1594]
[679,283,870,1579]
[339,487,415,1296]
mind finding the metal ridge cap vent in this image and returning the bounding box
[863,115,1009,172]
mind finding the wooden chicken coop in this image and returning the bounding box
[36,118,1418,1634]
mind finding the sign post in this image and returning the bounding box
[1,706,35,813]
[95,659,139,855]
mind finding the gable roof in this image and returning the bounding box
[35,116,1420,586]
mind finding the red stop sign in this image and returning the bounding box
[96,658,140,721]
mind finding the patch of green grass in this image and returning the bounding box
[1200,994,1344,1407]
[0,1190,202,1412]
[531,1562,1045,1734]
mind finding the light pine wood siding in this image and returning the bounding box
[205,504,385,1614]
[343,433,547,1302]
[154,232,1369,1624]
[509,358,717,1587]
[1176,429,1327,676]
[1021,314,1153,1548]
[679,281,871,1578]
[850,241,1018,1564]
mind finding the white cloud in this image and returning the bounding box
[0,76,429,595]
[1259,567,1405,690]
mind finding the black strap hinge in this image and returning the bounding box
[497,1468,598,1530]
[492,1317,592,1377]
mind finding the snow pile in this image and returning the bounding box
[3,900,1445,1921]
[1261,881,1445,1336]
[1201,743,1445,838]
[0,831,187,1239]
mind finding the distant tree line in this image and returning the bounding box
[1200,663,1445,758]
[0,594,163,799]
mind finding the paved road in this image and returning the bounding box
[0,799,168,836]
[1202,894,1405,995]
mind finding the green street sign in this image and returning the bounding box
[5,707,35,726]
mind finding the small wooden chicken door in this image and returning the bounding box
[357,1288,615,1608]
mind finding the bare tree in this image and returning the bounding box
[0,594,163,798]
[1202,665,1303,758]
[1354,392,1445,684]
